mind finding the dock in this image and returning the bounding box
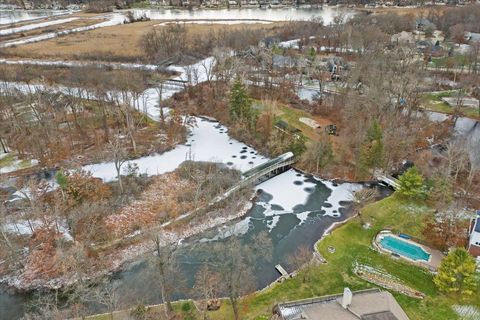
[275,264,289,278]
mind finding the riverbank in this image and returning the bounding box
[0,172,254,293]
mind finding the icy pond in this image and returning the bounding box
[131,6,356,25]
[0,9,70,25]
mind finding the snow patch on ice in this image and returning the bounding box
[83,117,269,181]
[320,179,362,217]
[255,169,316,211]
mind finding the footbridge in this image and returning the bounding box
[242,152,296,184]
[214,152,296,202]
[374,171,400,190]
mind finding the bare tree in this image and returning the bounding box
[287,245,315,283]
[87,282,120,320]
[211,231,272,320]
[107,135,128,193]
[194,265,223,320]
[150,235,181,318]
[351,188,379,218]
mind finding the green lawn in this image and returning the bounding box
[430,55,469,69]
[254,100,317,139]
[420,91,479,119]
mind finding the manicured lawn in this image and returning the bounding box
[207,194,478,320]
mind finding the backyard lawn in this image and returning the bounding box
[421,91,479,119]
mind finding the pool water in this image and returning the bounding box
[379,235,430,261]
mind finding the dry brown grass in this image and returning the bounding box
[3,21,284,62]
[3,20,158,62]
[358,5,447,16]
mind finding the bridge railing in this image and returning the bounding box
[243,152,294,178]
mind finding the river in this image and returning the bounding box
[110,169,388,308]
[0,132,378,319]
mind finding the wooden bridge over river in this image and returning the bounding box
[214,152,296,201]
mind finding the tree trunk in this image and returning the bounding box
[0,137,8,153]
[230,296,239,320]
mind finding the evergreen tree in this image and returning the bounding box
[290,134,307,157]
[397,166,427,200]
[229,79,256,126]
[357,120,384,177]
[434,248,478,296]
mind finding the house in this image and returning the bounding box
[468,214,480,259]
[465,32,480,44]
[430,43,445,58]
[273,288,409,320]
[416,39,432,51]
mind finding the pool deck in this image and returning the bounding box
[374,231,443,271]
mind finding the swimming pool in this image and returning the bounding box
[379,235,431,262]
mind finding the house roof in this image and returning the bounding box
[276,289,409,320]
[466,32,480,42]
[470,217,480,247]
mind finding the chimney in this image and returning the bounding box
[341,287,353,309]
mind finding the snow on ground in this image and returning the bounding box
[167,56,216,83]
[0,58,159,71]
[0,56,216,122]
[1,13,126,48]
[139,56,216,120]
[3,219,73,241]
[299,117,320,129]
[278,36,360,53]
[154,19,273,26]
[83,117,269,181]
[4,221,34,235]
[0,17,79,36]
[0,151,38,174]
